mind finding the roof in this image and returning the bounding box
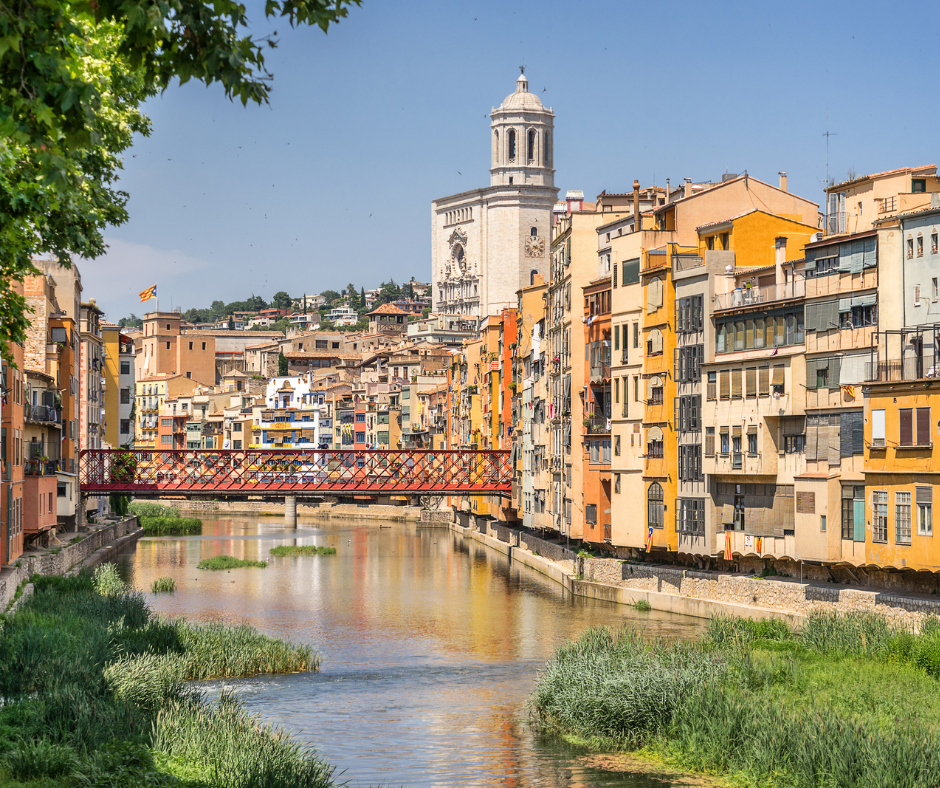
[898,202,940,221]
[696,208,759,232]
[496,72,547,113]
[827,164,936,191]
[367,303,409,317]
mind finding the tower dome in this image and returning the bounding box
[499,71,545,112]
[490,69,554,189]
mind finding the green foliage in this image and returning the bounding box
[93,563,127,597]
[0,569,326,786]
[153,692,334,788]
[269,545,337,556]
[319,289,341,305]
[633,599,651,612]
[197,555,267,571]
[271,291,293,311]
[139,517,202,536]
[151,577,177,594]
[278,350,289,376]
[110,494,132,517]
[1,0,358,363]
[533,612,940,788]
[128,501,179,518]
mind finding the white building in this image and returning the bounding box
[431,70,558,317]
[325,306,358,327]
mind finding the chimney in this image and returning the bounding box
[666,178,670,201]
[684,178,692,199]
[775,237,787,286]
[633,179,640,231]
[778,171,788,192]
[932,192,939,209]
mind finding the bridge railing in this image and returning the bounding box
[79,449,513,496]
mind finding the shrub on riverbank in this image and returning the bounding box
[532,611,940,787]
[129,501,179,518]
[198,555,267,570]
[269,545,337,557]
[0,569,331,787]
[140,516,203,535]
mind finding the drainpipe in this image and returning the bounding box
[633,180,640,231]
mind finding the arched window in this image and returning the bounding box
[530,226,538,237]
[493,130,499,162]
[530,269,538,285]
[508,129,516,162]
[527,129,536,163]
[648,482,664,530]
[647,276,664,312]
[545,131,552,167]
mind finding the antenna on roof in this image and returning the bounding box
[823,109,838,188]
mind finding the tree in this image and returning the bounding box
[245,295,267,312]
[118,314,142,328]
[0,0,358,362]
[209,300,227,320]
[271,291,292,311]
[277,350,288,376]
[320,290,341,305]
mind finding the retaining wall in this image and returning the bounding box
[0,516,141,610]
[156,499,423,522]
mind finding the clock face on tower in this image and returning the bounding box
[525,235,545,258]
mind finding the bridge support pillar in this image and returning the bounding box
[285,495,297,528]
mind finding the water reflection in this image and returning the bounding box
[123,516,707,787]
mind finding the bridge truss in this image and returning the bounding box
[78,449,513,497]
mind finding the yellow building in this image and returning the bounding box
[864,326,940,572]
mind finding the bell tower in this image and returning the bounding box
[490,68,555,189]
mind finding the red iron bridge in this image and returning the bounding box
[79,449,513,497]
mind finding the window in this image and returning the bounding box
[234,422,242,432]
[120,419,130,435]
[120,389,130,404]
[933,235,939,256]
[908,237,914,259]
[706,371,717,400]
[120,361,130,375]
[614,435,621,456]
[647,328,663,356]
[913,178,927,193]
[899,407,931,446]
[747,428,758,455]
[731,369,742,399]
[356,413,365,423]
[202,342,206,351]
[647,427,664,458]
[675,396,700,432]
[648,483,664,529]
[784,434,805,454]
[527,129,536,162]
[896,491,912,545]
[508,129,516,161]
[842,485,865,541]
[675,296,704,334]
[676,345,703,383]
[820,515,827,532]
[871,409,886,447]
[720,428,729,455]
[705,427,715,456]
[647,277,664,313]
[872,490,889,542]
[917,486,933,536]
[166,341,170,350]
[678,445,702,481]
[233,440,242,450]
[615,473,621,494]
[57,482,67,498]
[649,385,663,405]
[355,431,365,443]
[633,322,639,349]
[676,499,705,535]
[585,504,597,525]
[188,341,193,350]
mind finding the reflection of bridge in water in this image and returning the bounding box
[79,449,513,498]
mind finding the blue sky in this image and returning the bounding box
[82,0,939,320]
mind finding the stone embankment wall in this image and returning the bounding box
[449,513,940,629]
[580,557,940,626]
[159,498,423,522]
[1,516,141,610]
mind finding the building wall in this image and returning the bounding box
[2,309,26,563]
[901,208,940,327]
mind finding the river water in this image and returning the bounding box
[121,515,708,787]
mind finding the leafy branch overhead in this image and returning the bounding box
[0,0,360,362]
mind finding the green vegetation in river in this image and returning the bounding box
[197,555,267,570]
[532,611,940,788]
[151,576,176,593]
[130,502,203,535]
[0,564,330,787]
[269,545,337,557]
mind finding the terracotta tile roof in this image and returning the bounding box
[367,303,409,317]
[696,208,759,232]
[828,164,936,190]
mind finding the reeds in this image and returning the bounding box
[0,568,328,785]
[139,516,203,535]
[151,576,176,593]
[532,612,940,787]
[128,501,179,518]
[197,555,267,570]
[269,545,337,557]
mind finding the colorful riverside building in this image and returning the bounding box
[863,325,940,571]
[1,281,26,563]
[582,274,612,543]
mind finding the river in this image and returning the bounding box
[121,515,709,787]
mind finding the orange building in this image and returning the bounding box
[2,282,26,563]
[582,275,612,544]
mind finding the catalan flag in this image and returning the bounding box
[139,284,157,303]
[646,524,654,552]
[841,384,856,398]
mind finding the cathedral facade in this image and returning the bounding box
[431,71,558,317]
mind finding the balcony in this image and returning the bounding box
[714,280,805,312]
[25,459,59,477]
[867,326,940,382]
[589,364,610,383]
[673,254,704,273]
[25,404,60,425]
[584,415,610,434]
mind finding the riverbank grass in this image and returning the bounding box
[532,611,940,788]
[198,555,267,570]
[269,545,337,557]
[0,567,330,787]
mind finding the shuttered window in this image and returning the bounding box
[731,369,742,399]
[796,491,816,514]
[771,365,785,392]
[719,370,730,399]
[917,407,931,446]
[871,409,886,447]
[900,408,914,446]
[705,427,715,456]
[707,372,717,400]
[758,366,769,396]
[840,411,864,456]
[745,367,757,397]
